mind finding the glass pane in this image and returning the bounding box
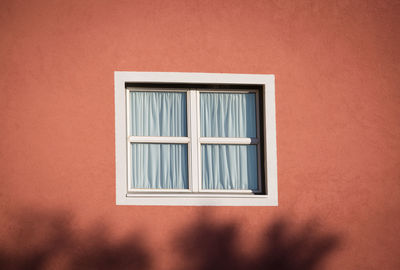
[131,144,188,189]
[200,92,256,137]
[130,91,187,136]
[201,144,258,190]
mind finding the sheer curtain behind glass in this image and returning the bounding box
[131,91,187,137]
[202,144,258,190]
[200,92,258,190]
[200,92,256,137]
[132,144,188,189]
[130,91,188,189]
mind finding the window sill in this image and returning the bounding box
[119,194,277,206]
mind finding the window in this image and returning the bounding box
[115,72,277,206]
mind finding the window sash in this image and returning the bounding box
[126,88,262,194]
[197,90,262,193]
[127,89,192,192]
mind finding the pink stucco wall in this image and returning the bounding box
[1,0,399,269]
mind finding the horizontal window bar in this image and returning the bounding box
[127,189,260,194]
[199,137,259,144]
[128,188,191,193]
[127,88,258,93]
[199,189,261,194]
[126,193,268,198]
[129,136,190,143]
[198,89,258,93]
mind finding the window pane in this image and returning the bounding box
[130,92,187,136]
[200,93,256,137]
[132,144,188,189]
[201,144,258,190]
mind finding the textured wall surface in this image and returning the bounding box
[1,0,399,269]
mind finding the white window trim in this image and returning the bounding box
[115,72,277,206]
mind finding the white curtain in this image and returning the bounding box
[130,91,187,136]
[130,91,188,189]
[132,144,188,189]
[201,144,258,190]
[200,92,256,137]
[200,92,258,190]
[130,91,258,190]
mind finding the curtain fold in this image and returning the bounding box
[130,91,187,136]
[200,93,256,137]
[132,144,188,189]
[201,144,258,190]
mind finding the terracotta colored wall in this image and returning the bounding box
[1,0,399,269]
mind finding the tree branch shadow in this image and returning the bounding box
[0,210,150,270]
[0,210,341,270]
[174,216,340,270]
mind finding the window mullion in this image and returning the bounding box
[196,90,202,192]
[189,90,200,192]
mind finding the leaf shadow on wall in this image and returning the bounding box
[0,210,341,270]
[0,211,150,270]
[174,215,341,270]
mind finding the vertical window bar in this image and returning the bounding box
[189,90,200,192]
[196,90,202,192]
[186,91,192,191]
[255,90,262,193]
[126,89,132,191]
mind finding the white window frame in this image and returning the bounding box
[115,72,277,206]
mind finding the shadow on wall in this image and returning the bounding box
[0,211,150,270]
[175,215,340,270]
[0,210,340,270]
